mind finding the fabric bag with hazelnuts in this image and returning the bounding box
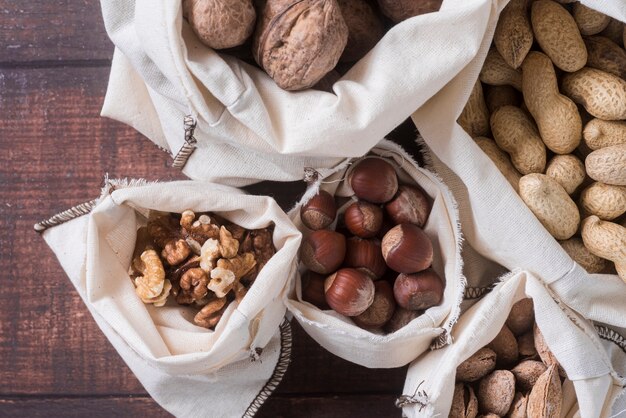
[36,179,301,417]
[399,270,626,418]
[285,140,465,368]
[99,0,509,185]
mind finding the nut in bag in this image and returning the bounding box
[285,140,465,368]
[399,270,626,418]
[37,179,301,417]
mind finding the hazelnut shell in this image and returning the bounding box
[352,280,396,329]
[383,306,422,333]
[393,270,444,311]
[300,230,346,274]
[301,190,337,230]
[344,201,384,238]
[344,237,387,279]
[324,268,375,316]
[385,184,431,227]
[301,271,331,310]
[382,223,433,274]
[349,158,399,203]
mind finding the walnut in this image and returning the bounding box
[194,297,228,329]
[147,213,180,248]
[337,0,384,63]
[217,253,257,279]
[209,267,237,297]
[180,210,220,244]
[134,249,165,299]
[183,0,256,50]
[168,255,201,283]
[143,280,173,307]
[377,0,442,23]
[233,282,248,303]
[178,268,210,304]
[241,227,276,284]
[161,238,192,266]
[224,223,246,242]
[218,226,239,258]
[252,0,349,91]
[200,238,221,272]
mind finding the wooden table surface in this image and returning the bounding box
[0,2,423,416]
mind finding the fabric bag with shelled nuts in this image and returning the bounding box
[36,179,301,417]
[398,0,626,416]
[99,0,505,186]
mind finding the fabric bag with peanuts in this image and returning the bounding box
[399,270,626,418]
[410,0,626,330]
[100,0,510,186]
[37,179,301,417]
[285,140,465,368]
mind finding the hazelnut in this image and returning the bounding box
[300,190,337,230]
[384,306,422,333]
[344,201,384,238]
[385,185,431,227]
[381,224,433,273]
[301,271,330,310]
[300,230,346,274]
[349,158,399,203]
[344,237,387,279]
[393,269,444,311]
[324,268,375,316]
[352,280,396,329]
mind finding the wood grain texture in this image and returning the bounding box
[0,394,401,417]
[0,0,113,65]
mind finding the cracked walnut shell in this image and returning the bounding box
[183,0,256,50]
[253,0,348,91]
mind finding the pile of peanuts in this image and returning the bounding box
[458,0,626,282]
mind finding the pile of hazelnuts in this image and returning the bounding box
[299,157,445,333]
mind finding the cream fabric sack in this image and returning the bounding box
[285,140,465,368]
[100,0,502,186]
[411,0,626,331]
[36,179,301,417]
[399,271,626,418]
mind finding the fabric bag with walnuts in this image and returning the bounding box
[398,270,626,418]
[285,139,466,368]
[37,179,301,417]
[100,0,509,186]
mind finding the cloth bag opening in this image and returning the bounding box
[285,139,466,368]
[37,179,302,417]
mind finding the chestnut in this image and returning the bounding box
[344,237,387,279]
[301,271,330,310]
[381,223,433,274]
[385,185,431,227]
[393,269,444,311]
[353,280,396,329]
[300,190,337,230]
[324,268,375,316]
[300,230,346,274]
[349,158,399,203]
[344,201,383,238]
[384,307,423,333]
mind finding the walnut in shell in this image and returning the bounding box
[377,0,442,23]
[337,0,384,63]
[253,0,348,91]
[183,0,257,50]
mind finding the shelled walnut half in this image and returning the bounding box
[131,210,276,329]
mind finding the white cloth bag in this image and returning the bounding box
[36,179,302,417]
[100,0,501,186]
[285,140,465,368]
[399,271,626,418]
[411,0,626,333]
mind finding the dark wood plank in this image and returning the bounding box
[0,394,402,417]
[0,0,113,64]
[0,66,409,404]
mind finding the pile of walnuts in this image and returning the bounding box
[452,299,566,417]
[130,210,275,329]
[182,0,443,91]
